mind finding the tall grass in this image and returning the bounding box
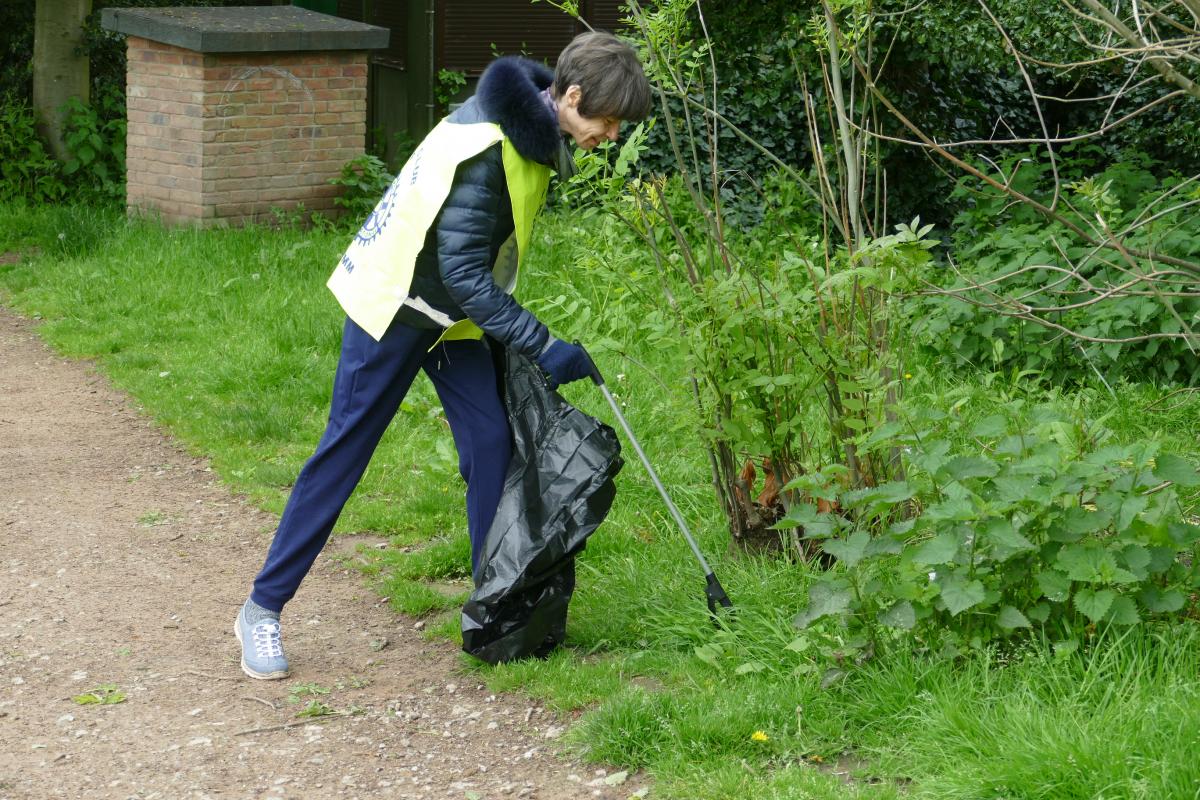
[3,201,1199,798]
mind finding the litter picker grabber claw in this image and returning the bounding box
[576,343,734,617]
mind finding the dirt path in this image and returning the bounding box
[0,307,641,800]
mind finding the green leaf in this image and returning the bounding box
[940,577,986,616]
[1036,569,1071,602]
[72,684,126,705]
[841,481,913,510]
[1057,507,1105,539]
[866,535,903,556]
[820,668,848,689]
[1120,544,1151,578]
[997,605,1031,629]
[735,662,766,675]
[773,502,819,530]
[794,581,853,629]
[785,636,812,654]
[941,456,1000,482]
[822,531,870,567]
[1139,587,1185,613]
[911,533,960,565]
[923,494,975,522]
[1146,546,1177,574]
[863,421,905,449]
[880,600,916,630]
[694,642,723,667]
[1117,495,1149,532]
[1169,522,1200,546]
[1153,453,1200,487]
[986,519,1036,560]
[1054,639,1080,659]
[1105,595,1140,625]
[1056,544,1117,583]
[991,475,1037,504]
[295,700,335,718]
[971,415,1008,438]
[1073,588,1115,622]
[1027,602,1051,623]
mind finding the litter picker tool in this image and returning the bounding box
[577,343,734,617]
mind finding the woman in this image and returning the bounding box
[235,32,652,680]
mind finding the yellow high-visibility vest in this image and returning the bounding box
[327,120,552,342]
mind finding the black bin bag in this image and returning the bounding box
[461,348,623,664]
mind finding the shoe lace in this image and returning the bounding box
[251,619,283,659]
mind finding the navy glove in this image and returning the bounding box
[536,338,592,390]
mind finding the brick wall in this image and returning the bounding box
[124,37,368,226]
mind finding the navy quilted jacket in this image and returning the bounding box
[394,57,566,357]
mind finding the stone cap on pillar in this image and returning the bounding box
[100,5,389,53]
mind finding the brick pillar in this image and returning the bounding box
[124,37,368,226]
[103,6,387,228]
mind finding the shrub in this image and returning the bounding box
[61,87,126,205]
[911,150,1200,385]
[0,94,67,203]
[329,154,394,225]
[783,401,1200,665]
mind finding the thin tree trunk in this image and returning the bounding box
[33,0,92,162]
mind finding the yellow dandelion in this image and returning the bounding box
[904,373,913,380]
[751,730,769,742]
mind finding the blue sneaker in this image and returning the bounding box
[235,603,289,680]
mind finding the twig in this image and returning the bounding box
[241,695,278,711]
[1074,341,1118,399]
[234,711,356,736]
[1144,387,1200,409]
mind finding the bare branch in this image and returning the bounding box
[978,0,1062,208]
[849,56,1200,275]
[1077,0,1200,98]
[845,89,1187,150]
[924,280,1199,345]
[823,2,866,247]
[1033,73,1162,102]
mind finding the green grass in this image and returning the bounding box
[0,201,463,538]
[3,200,1200,798]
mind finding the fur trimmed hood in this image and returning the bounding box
[474,57,561,165]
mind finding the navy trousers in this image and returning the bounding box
[250,317,512,613]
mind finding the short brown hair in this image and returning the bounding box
[554,32,652,122]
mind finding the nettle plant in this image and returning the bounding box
[783,403,1200,660]
[61,86,127,205]
[913,149,1200,386]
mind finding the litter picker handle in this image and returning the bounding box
[573,342,729,603]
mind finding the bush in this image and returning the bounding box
[0,90,128,206]
[784,400,1200,664]
[910,150,1200,385]
[61,87,126,205]
[0,94,67,203]
[632,1,1199,228]
[329,154,394,225]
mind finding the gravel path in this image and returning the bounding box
[0,306,642,800]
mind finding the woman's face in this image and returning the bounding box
[556,85,621,150]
